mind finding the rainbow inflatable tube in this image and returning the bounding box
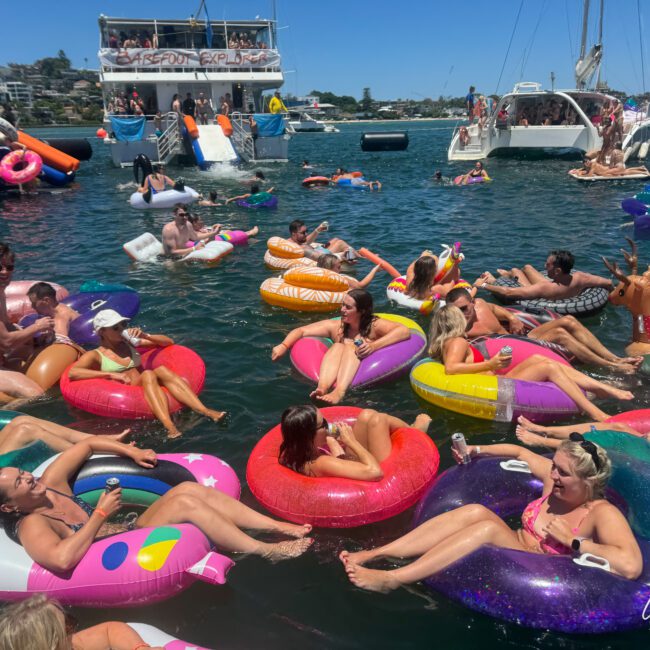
[410,337,580,422]
[60,345,205,419]
[0,452,240,607]
[247,406,440,527]
[414,455,650,634]
[290,314,427,388]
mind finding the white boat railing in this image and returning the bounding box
[229,113,257,161]
[157,112,182,163]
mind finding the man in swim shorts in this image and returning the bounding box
[288,219,358,262]
[27,282,81,350]
[161,204,218,257]
[446,287,641,372]
[474,250,612,301]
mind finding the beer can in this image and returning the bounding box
[105,477,120,493]
[451,432,471,464]
[500,345,513,356]
[353,338,363,347]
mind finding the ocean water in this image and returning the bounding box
[1,120,650,647]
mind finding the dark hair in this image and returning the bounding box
[173,203,187,215]
[289,219,305,234]
[317,254,338,270]
[152,164,161,173]
[344,289,375,338]
[446,286,472,304]
[406,256,437,299]
[549,250,575,274]
[0,468,20,537]
[251,184,260,194]
[0,243,15,265]
[279,405,319,472]
[209,191,217,201]
[255,171,265,180]
[186,214,199,225]
[27,282,56,301]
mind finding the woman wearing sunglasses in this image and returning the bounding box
[340,435,642,592]
[68,309,225,438]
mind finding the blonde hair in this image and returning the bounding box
[0,595,68,650]
[558,439,612,500]
[427,305,468,359]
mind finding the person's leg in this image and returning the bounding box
[520,264,547,284]
[311,342,345,399]
[152,366,225,423]
[245,226,259,238]
[327,238,356,256]
[136,489,312,561]
[139,370,182,438]
[343,517,525,592]
[320,343,361,404]
[0,370,44,400]
[529,326,616,367]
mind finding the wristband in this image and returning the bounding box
[279,342,287,349]
[474,446,481,455]
[94,508,108,519]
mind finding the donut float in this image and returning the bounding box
[247,406,440,527]
[236,192,277,209]
[5,280,69,323]
[302,176,331,188]
[0,149,42,185]
[264,236,316,271]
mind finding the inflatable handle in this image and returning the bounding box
[499,460,532,473]
[572,553,611,572]
[358,248,401,278]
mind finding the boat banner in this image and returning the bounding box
[98,48,281,69]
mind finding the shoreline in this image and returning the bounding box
[322,117,465,124]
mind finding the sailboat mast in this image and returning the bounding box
[579,0,590,61]
[595,0,604,88]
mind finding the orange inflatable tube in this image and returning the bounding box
[26,344,81,391]
[17,131,79,173]
[183,115,199,139]
[358,248,401,279]
[217,114,233,137]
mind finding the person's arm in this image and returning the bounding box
[225,193,249,204]
[73,622,164,650]
[489,303,525,335]
[124,327,173,348]
[305,223,326,246]
[346,265,381,289]
[0,318,54,349]
[67,350,130,383]
[271,320,337,360]
[355,319,410,359]
[164,174,175,185]
[577,272,613,289]
[478,279,563,300]
[311,423,383,480]
[161,229,195,257]
[461,442,552,481]
[441,337,505,375]
[266,186,275,193]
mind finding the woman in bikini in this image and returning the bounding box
[68,309,225,438]
[137,164,174,195]
[404,250,470,300]
[0,437,313,575]
[279,405,431,481]
[340,435,642,592]
[271,289,410,405]
[428,306,634,421]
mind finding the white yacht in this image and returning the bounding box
[447,0,650,161]
[287,110,339,133]
[97,14,291,167]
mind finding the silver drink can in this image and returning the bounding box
[327,422,339,437]
[121,329,141,346]
[451,432,471,464]
[500,345,513,356]
[321,221,329,231]
[105,478,120,493]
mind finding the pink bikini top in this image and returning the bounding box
[521,494,589,555]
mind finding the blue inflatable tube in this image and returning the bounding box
[336,177,365,190]
[39,163,75,187]
[191,138,207,170]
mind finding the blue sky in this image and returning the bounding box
[1,1,648,100]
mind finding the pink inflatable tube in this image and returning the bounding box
[60,345,205,419]
[185,230,249,248]
[5,280,69,323]
[605,409,650,435]
[0,452,240,607]
[247,406,440,528]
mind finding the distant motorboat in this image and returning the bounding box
[288,111,339,133]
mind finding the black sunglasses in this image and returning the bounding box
[317,417,329,432]
[0,263,15,271]
[569,432,601,471]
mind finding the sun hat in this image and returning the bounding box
[93,309,129,332]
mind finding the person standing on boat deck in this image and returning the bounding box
[171,94,182,115]
[465,86,475,122]
[182,93,196,118]
[196,92,212,125]
[269,90,288,114]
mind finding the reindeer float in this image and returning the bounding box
[603,238,650,358]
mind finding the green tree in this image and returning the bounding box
[360,87,372,113]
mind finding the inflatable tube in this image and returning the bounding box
[43,138,92,161]
[386,276,441,315]
[357,248,401,279]
[236,192,277,209]
[260,277,348,312]
[640,141,650,160]
[26,344,81,391]
[291,314,427,388]
[17,131,79,173]
[133,153,153,187]
[129,186,199,210]
[247,406,440,528]
[410,337,579,423]
[217,229,249,246]
[302,176,330,188]
[283,266,350,292]
[60,345,206,419]
[453,174,490,185]
[192,137,207,169]
[360,131,409,152]
[183,115,199,139]
[267,237,304,259]
[636,191,650,204]
[0,117,18,142]
[605,409,650,435]
[39,163,74,187]
[0,411,55,471]
[127,623,212,650]
[0,452,239,606]
[0,150,42,185]
[335,177,366,189]
[413,455,650,633]
[217,114,233,137]
[184,240,234,265]
[5,280,69,323]
[264,249,316,271]
[492,276,609,316]
[622,198,648,217]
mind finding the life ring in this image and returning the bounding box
[410,337,579,422]
[129,186,199,210]
[60,345,206,419]
[453,174,491,185]
[247,406,440,527]
[0,117,18,142]
[5,280,69,323]
[263,249,316,271]
[414,454,650,633]
[492,276,609,316]
[236,192,277,209]
[133,153,153,186]
[0,452,239,606]
[0,150,42,185]
[290,313,427,388]
[302,176,330,188]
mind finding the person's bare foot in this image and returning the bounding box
[274,522,313,538]
[203,408,227,423]
[248,225,259,237]
[607,387,634,401]
[309,387,326,400]
[515,425,548,447]
[611,361,639,375]
[345,562,401,593]
[319,389,345,405]
[517,415,546,434]
[166,427,183,439]
[105,428,131,442]
[339,549,379,567]
[496,268,513,278]
[411,414,432,433]
[261,538,313,562]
